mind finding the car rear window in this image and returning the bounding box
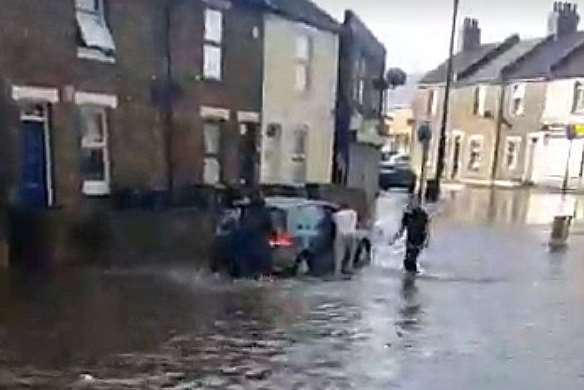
[269,208,287,234]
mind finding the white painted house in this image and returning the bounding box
[260,0,339,184]
[536,78,584,188]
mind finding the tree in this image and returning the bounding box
[385,68,407,90]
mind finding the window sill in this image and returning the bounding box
[77,47,116,64]
[202,76,223,84]
[83,181,111,197]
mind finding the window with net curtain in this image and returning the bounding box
[80,106,110,195]
[204,122,222,184]
[295,35,311,92]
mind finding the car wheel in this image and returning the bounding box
[354,240,372,268]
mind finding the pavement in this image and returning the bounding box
[2,187,584,389]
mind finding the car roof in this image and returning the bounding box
[265,196,339,210]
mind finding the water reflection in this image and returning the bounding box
[396,275,424,338]
[443,188,584,225]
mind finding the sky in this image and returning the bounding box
[315,0,572,74]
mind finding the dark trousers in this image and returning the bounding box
[404,244,421,273]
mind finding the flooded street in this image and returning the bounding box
[3,188,584,389]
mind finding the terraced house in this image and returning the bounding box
[413,2,584,189]
[0,0,347,268]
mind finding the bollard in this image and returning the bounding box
[549,215,572,249]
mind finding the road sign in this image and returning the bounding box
[574,124,584,138]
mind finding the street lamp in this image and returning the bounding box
[427,0,460,202]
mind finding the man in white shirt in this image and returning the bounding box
[333,204,358,276]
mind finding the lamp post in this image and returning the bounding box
[428,0,460,202]
[563,125,576,194]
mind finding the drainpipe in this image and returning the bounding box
[163,1,175,200]
[491,84,506,182]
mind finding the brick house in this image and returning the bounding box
[334,10,386,207]
[0,0,265,209]
[0,0,265,267]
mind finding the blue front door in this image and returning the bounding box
[20,120,48,207]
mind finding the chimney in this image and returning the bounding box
[459,18,481,52]
[548,2,580,37]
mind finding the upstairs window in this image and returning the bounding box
[573,81,584,114]
[510,83,526,116]
[294,35,311,92]
[354,57,367,105]
[427,89,438,116]
[75,0,116,61]
[204,8,223,80]
[473,85,487,116]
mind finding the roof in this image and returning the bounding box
[263,0,340,32]
[503,31,584,80]
[420,43,499,85]
[460,38,543,85]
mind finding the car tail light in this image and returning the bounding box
[270,232,294,248]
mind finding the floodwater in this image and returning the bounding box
[2,187,584,389]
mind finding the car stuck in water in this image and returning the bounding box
[211,197,372,278]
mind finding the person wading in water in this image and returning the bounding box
[391,197,430,274]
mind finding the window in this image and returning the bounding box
[354,57,366,104]
[510,83,526,116]
[505,137,522,170]
[467,136,483,172]
[203,122,222,184]
[75,0,116,60]
[474,85,487,116]
[291,127,307,183]
[79,106,110,195]
[573,81,584,114]
[292,127,307,159]
[427,89,438,116]
[204,8,223,80]
[295,35,311,92]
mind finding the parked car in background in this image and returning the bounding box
[379,154,417,192]
[211,197,372,277]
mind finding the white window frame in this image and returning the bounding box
[467,135,484,172]
[203,8,223,81]
[573,81,584,114]
[75,0,116,62]
[504,136,522,171]
[291,126,308,161]
[203,120,223,185]
[294,35,311,92]
[510,83,526,116]
[75,92,116,196]
[355,57,366,104]
[474,85,487,117]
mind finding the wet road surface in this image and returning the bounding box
[2,188,584,389]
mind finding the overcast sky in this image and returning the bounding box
[316,0,572,74]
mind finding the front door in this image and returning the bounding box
[239,123,259,186]
[451,135,462,180]
[20,105,50,208]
